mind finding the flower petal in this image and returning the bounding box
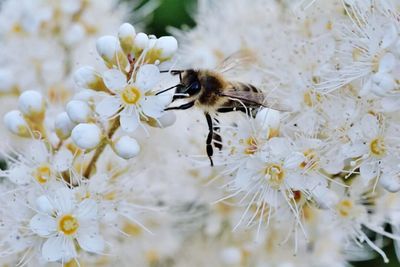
[29,214,57,237]
[36,195,54,214]
[76,199,97,221]
[361,114,379,139]
[28,140,49,163]
[95,96,120,118]
[136,64,160,91]
[342,142,368,158]
[284,152,305,169]
[360,161,379,184]
[380,174,400,193]
[120,112,139,133]
[53,188,75,214]
[381,24,398,49]
[141,96,164,118]
[268,137,291,158]
[379,53,396,73]
[7,165,31,185]
[53,148,73,172]
[77,228,105,254]
[102,69,126,92]
[42,236,76,262]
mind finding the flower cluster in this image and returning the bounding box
[66,22,177,160]
[0,17,179,265]
[175,0,400,265]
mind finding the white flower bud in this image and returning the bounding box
[96,35,119,61]
[134,33,149,50]
[118,23,136,54]
[18,90,45,117]
[220,247,242,265]
[156,36,178,59]
[3,110,30,137]
[55,112,76,139]
[0,69,16,93]
[74,66,106,91]
[66,100,92,123]
[71,123,102,150]
[148,37,157,49]
[112,136,140,159]
[96,35,127,67]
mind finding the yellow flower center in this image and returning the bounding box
[264,164,285,188]
[336,199,353,218]
[58,214,79,235]
[369,137,386,157]
[244,136,258,155]
[33,164,52,184]
[299,149,319,170]
[121,85,141,105]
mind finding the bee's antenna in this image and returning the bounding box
[155,84,181,95]
[160,69,184,83]
[160,70,184,74]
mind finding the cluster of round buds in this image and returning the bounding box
[4,90,46,138]
[95,22,178,68]
[65,23,178,160]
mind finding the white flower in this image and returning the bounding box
[318,3,400,95]
[221,137,309,229]
[96,64,171,133]
[1,140,73,185]
[29,188,105,262]
[343,114,400,191]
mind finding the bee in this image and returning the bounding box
[158,55,289,166]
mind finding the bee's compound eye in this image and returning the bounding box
[186,80,201,95]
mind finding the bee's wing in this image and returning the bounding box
[220,90,292,112]
[215,49,256,74]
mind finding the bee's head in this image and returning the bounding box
[171,69,201,101]
[157,69,202,100]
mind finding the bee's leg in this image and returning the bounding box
[164,101,195,111]
[212,117,222,151]
[217,107,247,113]
[205,112,214,166]
[217,107,258,118]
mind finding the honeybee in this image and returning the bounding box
[158,55,289,166]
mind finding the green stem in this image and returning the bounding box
[83,118,120,178]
